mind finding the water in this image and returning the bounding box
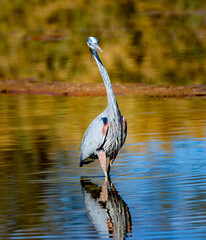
[0,94,206,239]
[1,1,206,239]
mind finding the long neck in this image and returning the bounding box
[93,51,120,115]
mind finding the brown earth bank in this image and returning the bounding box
[0,79,206,98]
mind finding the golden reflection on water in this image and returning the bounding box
[0,95,206,154]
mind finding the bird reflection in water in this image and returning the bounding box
[81,177,132,239]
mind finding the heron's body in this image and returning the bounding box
[80,37,127,176]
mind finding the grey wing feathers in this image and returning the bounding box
[80,113,108,166]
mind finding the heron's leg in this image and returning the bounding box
[98,150,107,177]
[107,151,117,175]
[107,159,114,175]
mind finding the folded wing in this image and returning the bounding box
[80,113,109,166]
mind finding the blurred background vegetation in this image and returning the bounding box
[0,0,205,85]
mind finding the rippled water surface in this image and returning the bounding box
[1,94,206,239]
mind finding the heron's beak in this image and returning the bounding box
[94,43,103,53]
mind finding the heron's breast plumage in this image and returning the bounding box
[103,117,123,158]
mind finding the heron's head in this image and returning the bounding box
[87,37,103,53]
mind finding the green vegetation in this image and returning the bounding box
[0,0,205,85]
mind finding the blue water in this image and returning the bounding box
[0,95,206,239]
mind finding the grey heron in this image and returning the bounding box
[80,37,127,176]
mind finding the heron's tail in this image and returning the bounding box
[79,153,84,167]
[79,153,95,167]
[79,159,84,167]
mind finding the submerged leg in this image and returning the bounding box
[98,150,107,177]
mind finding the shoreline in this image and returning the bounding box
[0,79,206,98]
